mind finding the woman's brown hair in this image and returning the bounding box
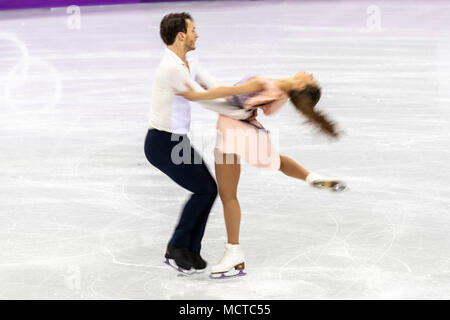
[289,85,340,138]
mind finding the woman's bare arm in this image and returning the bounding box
[176,77,265,101]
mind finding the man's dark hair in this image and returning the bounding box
[160,12,193,46]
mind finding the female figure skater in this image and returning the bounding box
[177,71,346,278]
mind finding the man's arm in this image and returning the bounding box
[195,98,254,119]
[194,61,223,89]
[166,66,252,120]
[178,79,264,102]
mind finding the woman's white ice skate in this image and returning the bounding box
[210,243,246,279]
[306,172,347,192]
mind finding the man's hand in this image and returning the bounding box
[245,108,258,121]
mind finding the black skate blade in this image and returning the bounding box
[209,269,247,280]
[194,268,207,274]
[164,258,195,275]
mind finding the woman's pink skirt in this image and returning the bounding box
[215,115,280,170]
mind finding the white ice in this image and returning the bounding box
[0,0,449,299]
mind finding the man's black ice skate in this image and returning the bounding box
[164,244,195,275]
[189,251,207,272]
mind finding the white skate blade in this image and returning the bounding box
[311,180,347,192]
[209,269,246,279]
[164,258,195,275]
[209,262,246,279]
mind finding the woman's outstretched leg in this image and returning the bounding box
[279,154,347,191]
[279,154,310,180]
[214,152,241,245]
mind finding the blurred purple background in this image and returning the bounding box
[0,0,187,10]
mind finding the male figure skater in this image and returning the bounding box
[144,13,253,273]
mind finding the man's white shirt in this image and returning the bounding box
[148,48,250,134]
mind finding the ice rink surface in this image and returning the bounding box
[0,0,449,299]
